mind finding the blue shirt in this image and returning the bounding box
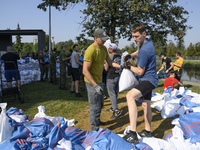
[137,39,158,87]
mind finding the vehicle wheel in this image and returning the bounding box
[18,94,24,103]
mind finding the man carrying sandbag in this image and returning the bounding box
[122,23,158,144]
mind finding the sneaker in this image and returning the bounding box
[103,95,107,100]
[106,107,114,112]
[40,79,45,82]
[75,92,83,97]
[110,109,121,119]
[123,131,139,144]
[52,82,58,85]
[138,129,152,137]
[70,91,74,93]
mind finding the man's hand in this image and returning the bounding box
[122,62,131,69]
[94,84,104,95]
[123,55,131,62]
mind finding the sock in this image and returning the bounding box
[144,129,151,134]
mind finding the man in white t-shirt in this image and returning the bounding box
[70,44,83,97]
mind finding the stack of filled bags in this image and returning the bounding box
[0,57,40,91]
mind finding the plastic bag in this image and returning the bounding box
[118,69,138,92]
[0,103,14,143]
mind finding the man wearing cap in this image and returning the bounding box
[104,43,122,119]
[50,48,59,84]
[157,52,174,78]
[83,29,122,131]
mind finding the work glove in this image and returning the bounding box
[122,62,131,69]
[94,84,104,95]
[123,55,131,62]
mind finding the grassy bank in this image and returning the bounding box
[2,78,200,138]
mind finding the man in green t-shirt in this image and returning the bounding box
[50,48,59,84]
[38,50,45,82]
[83,29,122,132]
[59,46,71,90]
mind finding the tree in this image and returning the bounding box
[15,23,23,55]
[23,43,33,53]
[195,42,200,56]
[38,0,191,45]
[33,43,38,53]
[185,43,196,56]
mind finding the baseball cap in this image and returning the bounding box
[159,52,166,57]
[108,43,118,51]
[94,29,109,41]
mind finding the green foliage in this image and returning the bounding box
[166,42,175,57]
[23,43,33,53]
[195,42,200,56]
[15,23,23,55]
[33,43,38,53]
[185,43,197,56]
[38,0,191,46]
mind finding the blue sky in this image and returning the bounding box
[0,0,199,49]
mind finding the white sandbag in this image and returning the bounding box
[161,98,186,118]
[151,100,165,111]
[141,137,174,150]
[34,105,75,127]
[119,69,138,92]
[57,138,72,150]
[0,103,14,143]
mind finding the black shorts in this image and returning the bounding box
[134,81,155,100]
[71,68,80,81]
[67,66,72,76]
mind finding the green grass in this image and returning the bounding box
[4,78,200,116]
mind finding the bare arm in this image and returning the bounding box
[173,62,183,68]
[83,61,97,86]
[157,64,164,74]
[106,56,121,68]
[130,65,145,76]
[40,59,45,64]
[130,50,138,58]
[165,62,174,73]
[178,82,184,87]
[104,63,109,71]
[62,56,71,61]
[75,54,83,66]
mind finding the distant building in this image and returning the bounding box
[33,36,38,44]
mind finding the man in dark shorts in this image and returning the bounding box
[122,23,158,144]
[70,44,83,97]
[1,46,21,90]
[157,52,174,78]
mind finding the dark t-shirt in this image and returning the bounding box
[162,57,172,71]
[1,52,20,70]
[106,53,121,79]
[66,53,71,67]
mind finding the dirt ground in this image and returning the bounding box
[75,93,174,139]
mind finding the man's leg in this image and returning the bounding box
[75,80,79,93]
[142,100,152,131]
[86,82,103,132]
[7,82,12,88]
[126,88,142,132]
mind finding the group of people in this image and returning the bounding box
[157,51,184,91]
[1,22,186,145]
[38,44,85,97]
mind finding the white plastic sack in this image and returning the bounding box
[119,69,138,92]
[34,105,75,127]
[0,103,14,143]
